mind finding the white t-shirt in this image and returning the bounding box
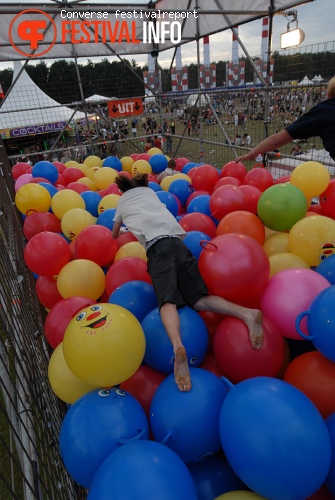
[113,187,185,248]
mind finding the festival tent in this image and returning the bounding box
[297,75,315,86]
[0,61,86,139]
[0,0,314,61]
[84,94,115,103]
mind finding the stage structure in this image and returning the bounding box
[226,26,245,87]
[171,46,189,92]
[199,36,217,89]
[254,17,275,85]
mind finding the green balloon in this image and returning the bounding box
[257,183,307,231]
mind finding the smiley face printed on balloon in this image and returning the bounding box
[75,304,113,334]
[97,388,126,399]
[319,241,335,261]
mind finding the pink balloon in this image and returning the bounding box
[260,268,330,339]
[14,173,33,191]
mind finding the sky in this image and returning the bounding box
[0,0,334,70]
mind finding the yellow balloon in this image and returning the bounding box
[94,167,118,190]
[214,492,266,500]
[290,161,330,198]
[57,259,106,300]
[147,147,163,156]
[269,252,310,277]
[288,215,335,266]
[75,163,90,175]
[263,233,289,256]
[15,183,51,216]
[48,343,95,404]
[98,194,121,213]
[77,177,97,190]
[84,155,103,168]
[86,166,101,181]
[264,226,283,240]
[120,156,135,173]
[131,159,152,176]
[61,208,96,240]
[63,303,146,387]
[51,189,86,219]
[64,160,79,168]
[114,242,147,262]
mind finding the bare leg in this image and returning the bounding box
[160,302,192,392]
[194,295,264,349]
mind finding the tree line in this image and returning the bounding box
[0,49,334,104]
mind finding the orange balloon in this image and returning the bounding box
[216,210,265,245]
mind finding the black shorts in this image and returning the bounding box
[146,237,208,309]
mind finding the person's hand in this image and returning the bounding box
[234,153,256,163]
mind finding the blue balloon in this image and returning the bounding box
[182,162,198,174]
[96,208,116,230]
[148,181,162,192]
[150,368,229,463]
[156,190,179,217]
[316,253,335,285]
[102,156,122,171]
[60,388,149,488]
[187,194,212,216]
[141,306,208,374]
[169,178,194,206]
[296,285,335,361]
[183,230,212,260]
[149,154,168,174]
[88,440,198,500]
[38,182,58,198]
[80,191,102,217]
[108,280,158,322]
[32,161,59,184]
[219,376,332,500]
[188,455,247,499]
[325,412,335,496]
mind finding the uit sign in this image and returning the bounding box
[108,98,143,118]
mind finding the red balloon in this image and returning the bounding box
[199,310,225,350]
[12,162,31,180]
[221,161,247,182]
[175,157,190,171]
[24,231,71,277]
[137,153,151,161]
[74,225,118,266]
[239,185,262,215]
[52,161,66,174]
[130,153,139,161]
[179,212,217,238]
[274,174,291,185]
[185,190,211,209]
[191,165,220,193]
[29,177,51,184]
[198,234,270,302]
[243,167,274,192]
[105,257,152,296]
[118,171,133,179]
[66,182,90,193]
[56,174,66,186]
[36,275,63,309]
[213,315,284,382]
[284,351,335,419]
[209,185,247,220]
[305,484,333,500]
[216,210,265,245]
[61,167,84,185]
[106,183,122,195]
[308,203,325,215]
[213,177,242,191]
[44,296,96,348]
[115,231,138,249]
[23,211,62,240]
[319,179,335,218]
[120,365,166,417]
[199,354,227,379]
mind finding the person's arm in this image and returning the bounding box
[112,221,122,239]
[234,130,294,162]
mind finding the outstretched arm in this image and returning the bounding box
[112,221,122,239]
[234,130,294,162]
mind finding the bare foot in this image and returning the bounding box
[174,346,192,392]
[246,310,264,350]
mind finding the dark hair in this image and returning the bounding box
[168,159,176,169]
[115,173,149,192]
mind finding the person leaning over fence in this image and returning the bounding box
[112,173,264,393]
[235,76,335,163]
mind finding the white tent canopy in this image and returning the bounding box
[297,75,315,85]
[84,94,115,103]
[0,0,313,61]
[0,61,85,136]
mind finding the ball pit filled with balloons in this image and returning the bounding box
[11,152,335,499]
